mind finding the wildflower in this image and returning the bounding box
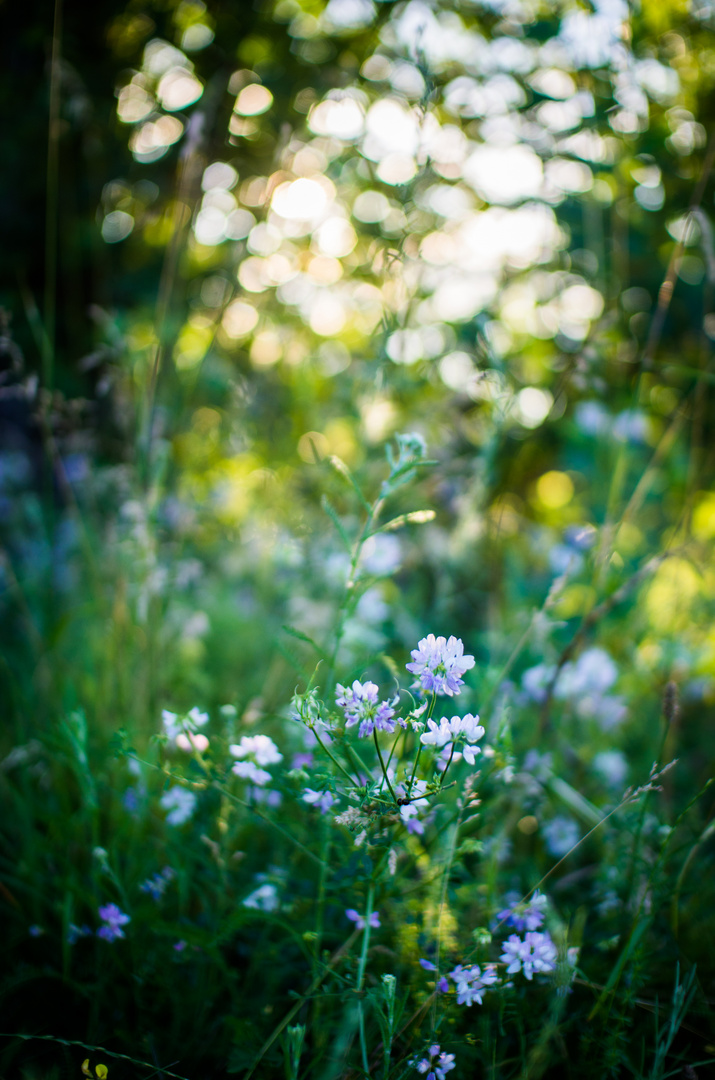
[231,760,271,785]
[162,709,182,740]
[160,785,197,826]
[163,707,210,753]
[230,735,282,786]
[97,903,130,942]
[176,731,209,752]
[243,883,279,911]
[500,931,557,981]
[139,867,174,901]
[542,816,580,857]
[418,959,449,991]
[497,890,547,932]
[335,680,402,738]
[448,963,500,1005]
[413,1044,456,1080]
[230,734,282,766]
[174,940,187,952]
[420,718,454,748]
[28,924,44,937]
[407,635,475,697]
[302,788,336,814]
[345,908,381,930]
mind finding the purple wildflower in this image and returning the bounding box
[97,903,130,942]
[335,681,402,738]
[302,788,336,814]
[407,636,475,697]
[500,931,557,981]
[497,890,547,932]
[448,963,500,1006]
[413,1044,456,1080]
[346,908,381,930]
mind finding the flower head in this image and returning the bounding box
[413,1044,456,1080]
[160,785,197,826]
[230,734,282,766]
[335,680,402,738]
[407,636,475,697]
[448,963,499,1005]
[230,735,282,786]
[500,931,557,981]
[346,908,381,930]
[97,903,130,942]
[302,788,336,814]
[497,890,547,932]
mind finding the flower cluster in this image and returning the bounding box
[500,931,558,981]
[448,963,500,1006]
[139,866,175,901]
[420,713,484,763]
[407,635,475,697]
[413,1044,456,1080]
[162,707,210,752]
[97,903,130,943]
[230,734,282,786]
[497,890,547,931]
[160,785,197,826]
[335,680,402,738]
[302,788,336,814]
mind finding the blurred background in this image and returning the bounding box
[2,0,715,1074]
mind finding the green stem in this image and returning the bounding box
[357,881,376,1077]
[312,727,360,788]
[373,730,398,804]
[439,742,458,789]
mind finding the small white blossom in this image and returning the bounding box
[160,785,197,826]
[230,735,282,766]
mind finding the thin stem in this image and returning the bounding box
[438,742,457,789]
[357,881,376,1077]
[373,730,398,804]
[312,727,361,788]
[407,693,435,795]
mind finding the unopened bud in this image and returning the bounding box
[663,681,679,726]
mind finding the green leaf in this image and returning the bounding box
[321,494,353,551]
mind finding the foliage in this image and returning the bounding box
[2,0,715,1077]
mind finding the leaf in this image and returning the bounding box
[329,455,372,513]
[321,494,353,551]
[373,509,436,534]
[281,625,322,653]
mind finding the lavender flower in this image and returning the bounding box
[346,908,381,930]
[407,636,475,697]
[497,890,547,932]
[335,681,402,738]
[500,931,557,981]
[230,735,282,786]
[97,903,130,942]
[302,788,336,814]
[448,963,500,1005]
[230,735,282,766]
[413,1044,456,1080]
[139,867,174,901]
[160,785,197,826]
